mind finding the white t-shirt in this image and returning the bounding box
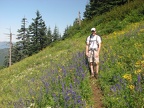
[86,35,101,50]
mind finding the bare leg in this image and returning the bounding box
[94,63,99,78]
[95,63,99,74]
[89,62,94,76]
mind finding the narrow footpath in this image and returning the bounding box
[90,77,104,108]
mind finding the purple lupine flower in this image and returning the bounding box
[137,74,141,84]
[77,95,82,104]
[119,78,124,84]
[62,66,67,77]
[14,98,25,108]
[116,84,121,90]
[110,85,116,92]
[52,93,57,102]
[135,74,142,92]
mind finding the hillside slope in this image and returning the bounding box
[0,21,143,107]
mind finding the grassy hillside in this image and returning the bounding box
[0,0,144,107]
[0,37,92,108]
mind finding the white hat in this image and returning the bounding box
[91,28,96,32]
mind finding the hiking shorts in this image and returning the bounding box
[88,50,99,64]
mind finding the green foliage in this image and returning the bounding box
[84,0,127,19]
[81,0,144,36]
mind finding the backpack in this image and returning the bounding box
[89,34,101,48]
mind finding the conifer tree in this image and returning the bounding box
[63,25,70,39]
[84,0,127,19]
[53,25,60,41]
[8,17,30,64]
[47,27,53,44]
[16,17,30,57]
[28,10,47,54]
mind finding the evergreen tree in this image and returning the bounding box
[63,25,70,39]
[84,3,91,19]
[28,10,47,54]
[73,18,79,25]
[84,0,128,19]
[53,25,60,41]
[16,17,30,58]
[11,43,23,63]
[47,27,53,44]
[6,17,30,64]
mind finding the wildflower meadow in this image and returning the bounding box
[99,22,144,108]
[1,51,93,108]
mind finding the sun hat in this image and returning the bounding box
[91,28,96,32]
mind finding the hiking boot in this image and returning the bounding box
[94,73,98,79]
[90,74,94,78]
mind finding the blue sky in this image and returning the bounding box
[0,0,88,42]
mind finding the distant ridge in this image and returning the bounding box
[0,42,9,49]
[0,48,8,66]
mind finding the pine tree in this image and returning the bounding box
[63,25,70,39]
[84,0,128,19]
[8,17,30,64]
[47,27,53,44]
[53,25,60,41]
[84,3,91,19]
[28,10,47,54]
[16,17,30,57]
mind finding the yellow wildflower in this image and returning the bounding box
[134,43,142,48]
[32,96,35,99]
[37,86,40,90]
[135,61,141,67]
[141,60,144,64]
[129,85,135,90]
[118,55,123,59]
[134,69,142,74]
[123,74,132,82]
[59,68,62,72]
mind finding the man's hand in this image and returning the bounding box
[86,52,89,57]
[95,51,99,57]
[86,44,89,57]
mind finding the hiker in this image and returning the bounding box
[85,27,102,78]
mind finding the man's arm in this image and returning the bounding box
[86,44,89,56]
[97,43,101,55]
[85,37,89,56]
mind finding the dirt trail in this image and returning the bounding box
[90,77,104,108]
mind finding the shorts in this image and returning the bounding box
[88,50,99,64]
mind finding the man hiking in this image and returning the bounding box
[85,28,102,78]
